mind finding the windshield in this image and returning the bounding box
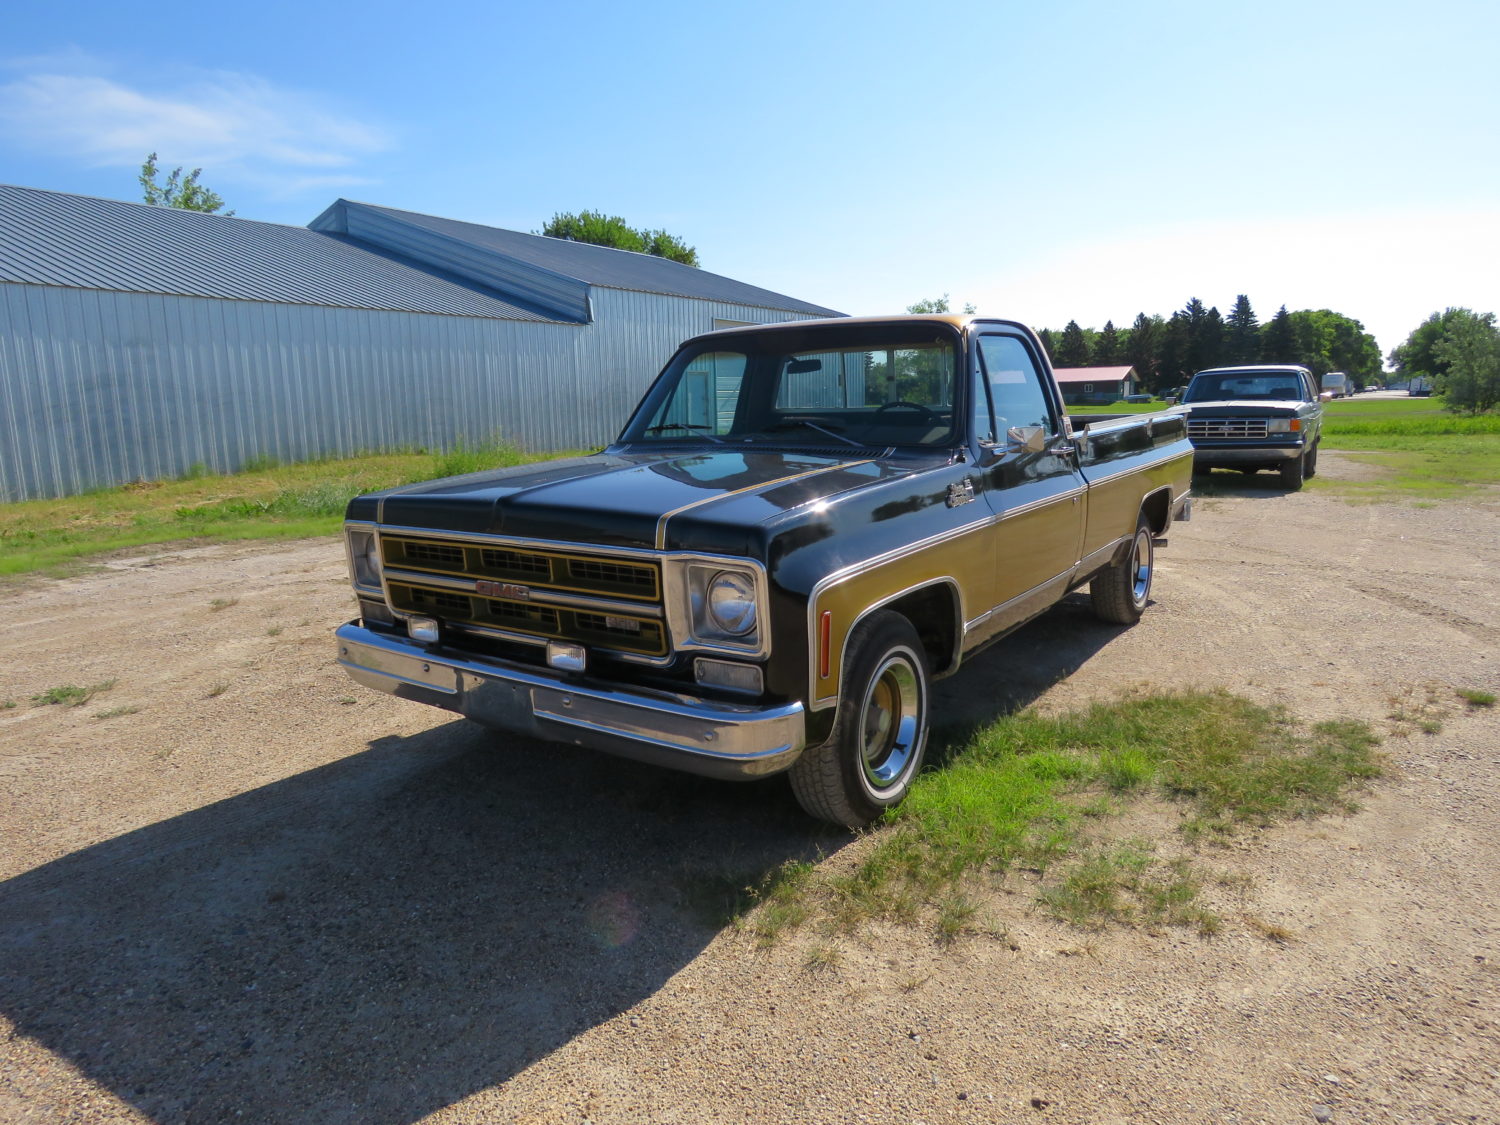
[623,328,960,449]
[1183,371,1304,403]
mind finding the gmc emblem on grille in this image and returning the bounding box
[476,580,530,599]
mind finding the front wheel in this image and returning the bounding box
[1279,450,1306,491]
[789,610,930,827]
[1304,442,1319,478]
[1091,515,1154,625]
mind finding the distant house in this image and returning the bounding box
[0,185,840,501]
[1051,365,1139,406]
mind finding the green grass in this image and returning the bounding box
[31,680,117,707]
[1457,688,1496,708]
[724,690,1380,941]
[0,440,581,578]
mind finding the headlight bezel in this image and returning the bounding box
[666,557,769,657]
[345,525,384,592]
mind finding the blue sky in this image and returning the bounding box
[2,0,1496,357]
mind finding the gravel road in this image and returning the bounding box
[2,454,1497,1125]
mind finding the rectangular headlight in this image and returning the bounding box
[347,529,383,588]
[1267,418,1301,433]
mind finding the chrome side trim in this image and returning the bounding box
[995,484,1086,519]
[1073,535,1129,580]
[1080,448,1192,486]
[962,570,1075,640]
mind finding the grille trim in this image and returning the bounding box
[381,533,667,657]
[387,580,667,656]
[1187,418,1270,441]
[382,535,660,602]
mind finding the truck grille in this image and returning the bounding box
[381,535,665,657]
[1187,417,1269,441]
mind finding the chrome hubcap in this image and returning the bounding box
[1130,530,1153,606]
[860,654,923,791]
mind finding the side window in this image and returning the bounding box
[977,335,1057,437]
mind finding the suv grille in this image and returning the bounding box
[1187,417,1269,441]
[380,535,665,657]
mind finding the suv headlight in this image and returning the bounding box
[707,571,757,636]
[1267,418,1301,433]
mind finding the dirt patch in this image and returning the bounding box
[2,452,1497,1124]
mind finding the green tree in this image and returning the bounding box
[1225,294,1260,362]
[139,153,233,215]
[540,210,699,266]
[1056,320,1090,366]
[1037,328,1057,364]
[1389,308,1474,382]
[1156,312,1191,390]
[906,294,976,314]
[1186,303,1226,374]
[1260,306,1297,363]
[1093,320,1122,365]
[1125,313,1161,388]
[1288,309,1381,380]
[1434,310,1500,414]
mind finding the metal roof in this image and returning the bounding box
[328,200,843,317]
[0,184,563,321]
[1051,365,1136,384]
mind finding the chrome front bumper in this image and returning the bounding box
[335,622,805,780]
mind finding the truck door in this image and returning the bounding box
[966,331,1087,644]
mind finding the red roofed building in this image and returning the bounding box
[1051,365,1140,405]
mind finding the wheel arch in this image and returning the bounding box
[841,578,963,683]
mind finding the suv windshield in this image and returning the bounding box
[624,326,960,449]
[1183,372,1304,403]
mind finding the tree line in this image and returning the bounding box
[1387,308,1500,414]
[1034,296,1382,392]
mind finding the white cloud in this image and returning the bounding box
[0,59,390,186]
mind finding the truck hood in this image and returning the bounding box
[360,448,913,553]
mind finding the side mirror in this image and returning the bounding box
[1006,425,1047,454]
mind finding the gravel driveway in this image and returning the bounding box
[2,454,1497,1124]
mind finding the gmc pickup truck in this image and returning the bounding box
[335,316,1194,825]
[1178,364,1324,490]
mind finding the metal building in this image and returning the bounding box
[0,185,839,501]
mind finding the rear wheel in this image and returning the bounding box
[1091,515,1154,625]
[789,610,930,827]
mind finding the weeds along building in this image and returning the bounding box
[0,185,839,501]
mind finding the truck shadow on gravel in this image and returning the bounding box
[0,603,1131,1125]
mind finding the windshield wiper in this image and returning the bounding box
[642,422,724,443]
[764,417,863,448]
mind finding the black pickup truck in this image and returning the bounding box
[1177,364,1324,490]
[335,316,1194,825]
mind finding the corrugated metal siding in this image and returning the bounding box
[0,184,558,322]
[0,282,823,501]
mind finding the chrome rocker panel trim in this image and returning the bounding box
[335,622,805,781]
